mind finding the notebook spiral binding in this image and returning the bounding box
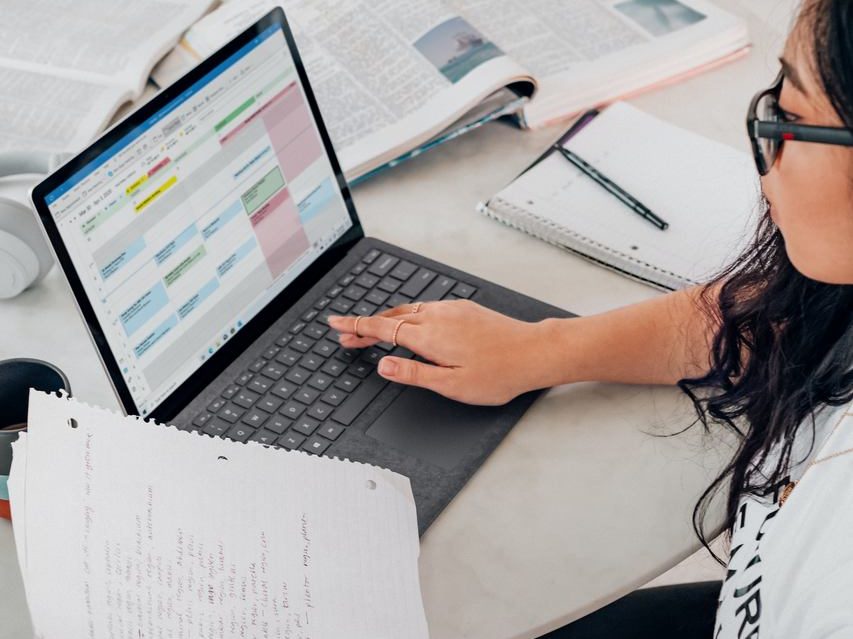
[479,196,692,292]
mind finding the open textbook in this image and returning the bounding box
[152,0,750,181]
[9,391,430,638]
[0,0,214,154]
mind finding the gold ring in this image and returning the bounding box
[392,319,408,347]
[354,315,364,338]
[411,302,422,314]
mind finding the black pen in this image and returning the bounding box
[553,145,669,231]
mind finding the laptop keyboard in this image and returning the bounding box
[184,248,477,457]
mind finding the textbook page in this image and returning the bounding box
[449,0,749,127]
[11,391,429,639]
[152,0,534,178]
[0,68,126,153]
[0,0,214,154]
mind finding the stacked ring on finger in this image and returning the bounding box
[353,315,364,338]
[392,319,408,347]
[411,302,423,314]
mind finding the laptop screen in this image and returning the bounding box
[42,24,353,416]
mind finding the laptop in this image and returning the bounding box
[31,8,571,534]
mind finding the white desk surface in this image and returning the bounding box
[0,1,794,636]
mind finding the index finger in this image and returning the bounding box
[328,314,420,349]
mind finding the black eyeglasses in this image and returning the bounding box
[747,70,853,176]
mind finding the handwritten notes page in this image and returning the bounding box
[9,391,429,639]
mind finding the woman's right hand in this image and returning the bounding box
[327,299,563,405]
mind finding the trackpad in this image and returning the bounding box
[366,386,503,471]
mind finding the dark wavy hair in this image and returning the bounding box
[679,0,853,564]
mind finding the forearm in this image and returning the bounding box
[534,286,720,388]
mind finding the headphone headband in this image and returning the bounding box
[0,151,69,178]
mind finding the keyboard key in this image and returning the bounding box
[261,363,286,380]
[326,285,343,298]
[352,301,377,316]
[365,290,389,306]
[219,403,245,423]
[294,387,321,405]
[290,336,315,353]
[292,417,320,436]
[314,297,331,310]
[374,341,394,352]
[355,273,379,288]
[278,432,306,450]
[307,402,334,420]
[377,277,402,294]
[276,349,301,367]
[233,390,259,409]
[249,429,278,446]
[236,372,254,386]
[263,345,280,360]
[452,282,477,298]
[257,396,283,413]
[368,254,398,277]
[318,422,344,441]
[391,346,415,359]
[242,409,268,428]
[302,435,330,456]
[334,374,360,392]
[342,285,367,302]
[329,299,353,314]
[248,376,272,394]
[289,321,306,335]
[359,348,384,366]
[299,353,323,372]
[318,310,333,325]
[420,275,457,301]
[271,381,297,400]
[348,362,372,378]
[386,293,412,308]
[321,388,346,406]
[207,398,226,413]
[280,401,306,419]
[321,359,345,376]
[303,323,327,340]
[301,309,319,323]
[313,340,337,357]
[351,262,367,275]
[193,412,214,427]
[308,373,333,391]
[390,260,418,281]
[248,358,267,373]
[335,349,358,364]
[227,424,253,443]
[221,384,240,399]
[339,274,355,287]
[400,268,436,297]
[264,415,291,435]
[285,367,311,385]
[203,418,230,437]
[275,333,293,347]
[331,373,388,426]
[362,248,381,264]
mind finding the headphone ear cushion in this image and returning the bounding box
[0,196,53,298]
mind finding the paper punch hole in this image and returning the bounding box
[366,479,377,490]
[67,418,78,429]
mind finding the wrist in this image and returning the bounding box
[520,317,583,392]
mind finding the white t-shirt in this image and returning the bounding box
[715,400,853,638]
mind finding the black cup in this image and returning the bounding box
[0,358,70,477]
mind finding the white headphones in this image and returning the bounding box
[0,151,68,299]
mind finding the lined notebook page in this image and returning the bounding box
[487,102,762,289]
[10,391,428,639]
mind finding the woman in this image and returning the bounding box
[329,0,853,636]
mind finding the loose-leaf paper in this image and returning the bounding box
[9,391,428,639]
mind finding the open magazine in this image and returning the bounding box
[0,0,214,154]
[152,0,750,182]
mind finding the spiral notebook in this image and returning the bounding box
[478,102,762,290]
